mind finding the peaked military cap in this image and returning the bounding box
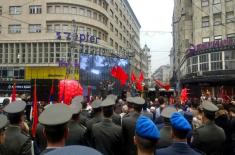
[100,98,115,107]
[0,114,8,130]
[70,96,83,114]
[132,97,145,105]
[136,116,160,140]
[126,97,134,103]
[39,103,73,126]
[106,94,117,101]
[202,100,218,112]
[3,100,26,113]
[170,112,191,131]
[161,106,177,118]
[91,99,102,109]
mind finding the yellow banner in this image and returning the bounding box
[25,67,79,80]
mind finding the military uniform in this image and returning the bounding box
[3,101,32,155]
[92,97,124,155]
[122,97,144,155]
[0,114,8,155]
[192,101,225,155]
[35,123,47,152]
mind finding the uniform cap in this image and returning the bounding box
[126,97,134,103]
[136,116,160,140]
[161,106,177,118]
[0,114,8,130]
[69,96,83,114]
[132,97,145,105]
[100,98,115,107]
[106,94,117,101]
[202,100,218,112]
[39,104,73,126]
[170,112,191,131]
[91,99,102,109]
[3,100,26,113]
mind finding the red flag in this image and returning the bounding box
[139,71,144,83]
[131,71,137,83]
[136,81,143,91]
[32,79,38,138]
[155,80,165,88]
[164,84,171,91]
[111,67,118,78]
[11,82,16,102]
[116,66,128,86]
[49,80,54,102]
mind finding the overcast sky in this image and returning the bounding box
[128,0,174,73]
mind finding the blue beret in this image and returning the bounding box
[170,112,192,131]
[136,116,160,140]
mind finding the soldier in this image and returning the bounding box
[3,101,32,155]
[0,114,8,155]
[39,104,73,154]
[134,116,160,155]
[92,97,124,155]
[157,106,177,148]
[66,96,86,146]
[79,99,90,127]
[157,112,202,155]
[122,96,145,155]
[86,99,103,146]
[192,101,226,155]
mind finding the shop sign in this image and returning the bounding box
[186,39,235,57]
[56,32,100,44]
[58,60,79,67]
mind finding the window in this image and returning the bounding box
[29,5,42,14]
[47,6,53,13]
[79,26,85,34]
[87,10,91,17]
[187,58,191,73]
[202,16,209,27]
[213,0,221,4]
[224,51,235,70]
[214,35,222,40]
[87,28,91,34]
[211,52,222,70]
[9,6,21,15]
[119,33,122,40]
[110,38,113,46]
[115,42,118,50]
[98,14,102,21]
[0,6,2,15]
[202,0,209,7]
[109,9,113,18]
[93,30,97,36]
[115,16,118,24]
[199,54,209,71]
[202,37,210,42]
[115,3,118,11]
[213,13,222,25]
[71,7,77,14]
[62,24,68,32]
[54,24,60,32]
[8,24,21,33]
[29,24,41,33]
[110,23,113,31]
[55,6,61,13]
[119,21,122,29]
[47,24,53,32]
[63,6,69,14]
[93,12,97,19]
[79,8,85,16]
[119,9,122,17]
[226,11,234,23]
[227,33,235,40]
[0,25,1,34]
[115,28,118,36]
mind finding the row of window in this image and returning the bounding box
[6,24,41,33]
[183,51,235,75]
[202,0,232,7]
[202,11,235,27]
[47,4,108,25]
[202,33,235,42]
[86,0,108,10]
[7,5,42,15]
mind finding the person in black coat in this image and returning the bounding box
[66,96,86,146]
[3,101,32,155]
[122,96,145,155]
[191,101,226,155]
[0,114,8,155]
[85,99,103,146]
[156,112,202,155]
[228,106,235,155]
[92,97,124,155]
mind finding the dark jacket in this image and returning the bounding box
[112,112,121,126]
[4,125,32,155]
[141,110,153,120]
[0,145,8,155]
[192,121,226,155]
[122,111,140,155]
[79,110,90,127]
[156,143,202,155]
[85,114,103,146]
[92,118,124,155]
[157,124,173,148]
[35,123,47,153]
[66,120,86,146]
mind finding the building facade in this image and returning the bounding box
[152,65,170,84]
[172,0,235,98]
[0,0,148,94]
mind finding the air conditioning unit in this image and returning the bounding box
[197,71,203,76]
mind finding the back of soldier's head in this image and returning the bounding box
[44,123,68,143]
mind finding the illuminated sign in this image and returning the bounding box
[56,32,100,44]
[58,60,79,68]
[186,39,235,57]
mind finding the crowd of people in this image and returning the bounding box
[0,91,234,155]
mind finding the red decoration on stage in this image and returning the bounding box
[11,82,16,102]
[32,80,38,138]
[111,66,128,86]
[59,80,83,104]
